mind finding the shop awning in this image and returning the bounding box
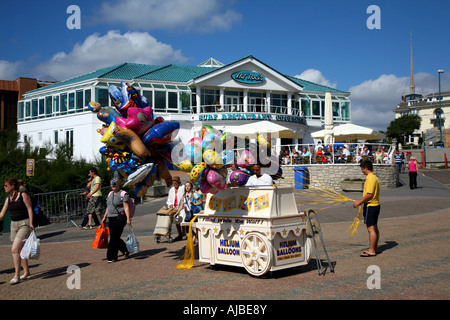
[228,121,303,139]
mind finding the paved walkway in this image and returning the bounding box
[0,170,449,303]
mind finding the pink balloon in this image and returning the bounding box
[115,106,153,136]
[206,169,219,186]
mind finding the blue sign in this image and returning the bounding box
[231,71,265,84]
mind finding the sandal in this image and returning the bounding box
[360,251,377,257]
[9,278,20,285]
[20,274,31,280]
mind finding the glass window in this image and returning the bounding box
[95,88,108,107]
[45,97,52,117]
[76,90,84,110]
[18,102,24,121]
[201,89,219,106]
[60,93,68,113]
[332,101,340,118]
[38,99,45,117]
[69,92,75,111]
[155,90,166,112]
[312,100,320,119]
[341,101,350,121]
[25,101,30,117]
[32,99,38,118]
[301,99,311,118]
[168,92,177,111]
[143,90,153,107]
[84,89,91,108]
[53,96,60,113]
[180,91,191,113]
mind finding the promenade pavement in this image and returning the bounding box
[0,169,449,305]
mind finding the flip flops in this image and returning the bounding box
[360,251,377,257]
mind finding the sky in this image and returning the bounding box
[1,0,449,131]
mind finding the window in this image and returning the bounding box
[68,92,75,111]
[95,88,108,107]
[25,101,30,118]
[84,89,91,108]
[341,101,350,121]
[332,101,340,118]
[168,91,178,112]
[180,91,191,113]
[60,93,68,113]
[154,90,166,112]
[312,100,321,119]
[32,99,38,119]
[143,90,153,107]
[45,97,52,117]
[301,99,311,118]
[38,99,45,118]
[18,102,24,121]
[76,90,84,111]
[53,96,60,113]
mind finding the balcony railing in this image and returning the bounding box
[191,104,302,116]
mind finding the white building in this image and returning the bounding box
[18,55,351,162]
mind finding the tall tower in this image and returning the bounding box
[409,32,415,94]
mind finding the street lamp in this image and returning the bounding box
[437,70,445,146]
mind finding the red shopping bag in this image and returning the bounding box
[91,224,110,249]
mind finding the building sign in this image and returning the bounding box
[231,71,265,84]
[198,113,306,125]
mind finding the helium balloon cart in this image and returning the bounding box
[194,186,313,277]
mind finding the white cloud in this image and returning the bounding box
[33,30,188,81]
[349,72,445,131]
[96,0,242,32]
[0,60,22,80]
[295,69,337,88]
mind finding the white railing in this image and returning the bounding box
[276,143,395,165]
[191,104,302,116]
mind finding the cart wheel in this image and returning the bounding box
[168,237,174,243]
[155,236,161,244]
[240,233,272,277]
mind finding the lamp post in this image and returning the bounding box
[437,70,445,146]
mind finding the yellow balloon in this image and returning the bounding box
[190,162,207,184]
[180,160,194,172]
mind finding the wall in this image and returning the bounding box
[276,164,399,191]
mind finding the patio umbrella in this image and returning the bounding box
[311,123,385,141]
[323,92,334,144]
[229,121,303,139]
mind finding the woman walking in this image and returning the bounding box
[101,178,131,263]
[0,178,34,284]
[407,156,419,189]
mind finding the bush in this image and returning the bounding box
[0,130,112,194]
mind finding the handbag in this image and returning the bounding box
[125,226,139,254]
[157,205,177,216]
[20,231,40,260]
[91,223,109,249]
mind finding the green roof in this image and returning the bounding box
[286,75,349,94]
[26,57,349,95]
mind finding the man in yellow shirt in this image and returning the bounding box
[353,160,380,257]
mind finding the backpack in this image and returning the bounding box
[108,190,136,218]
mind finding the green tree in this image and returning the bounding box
[386,114,421,146]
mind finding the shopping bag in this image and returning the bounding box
[125,226,139,254]
[91,223,109,249]
[157,206,177,216]
[20,231,40,260]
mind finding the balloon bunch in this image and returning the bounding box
[230,133,283,186]
[89,81,180,196]
[178,125,283,194]
[178,125,233,194]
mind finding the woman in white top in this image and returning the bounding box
[166,176,185,241]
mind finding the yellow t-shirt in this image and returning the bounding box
[90,176,102,197]
[363,172,380,206]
